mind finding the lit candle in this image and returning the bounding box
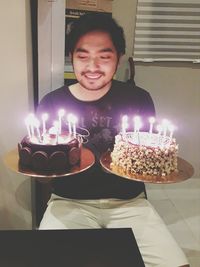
[149,116,155,134]
[28,113,35,137]
[67,114,73,135]
[34,118,41,142]
[121,115,128,138]
[168,124,175,141]
[42,113,48,136]
[133,116,142,145]
[156,124,163,147]
[58,109,65,134]
[53,121,59,144]
[71,115,78,138]
[162,119,169,139]
[134,116,142,132]
[25,117,31,139]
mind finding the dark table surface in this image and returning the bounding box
[0,228,145,267]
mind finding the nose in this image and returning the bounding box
[86,57,99,71]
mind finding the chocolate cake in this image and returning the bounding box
[18,133,81,173]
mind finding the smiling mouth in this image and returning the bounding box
[83,72,103,79]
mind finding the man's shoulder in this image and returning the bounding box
[42,85,68,99]
[37,85,70,116]
[112,80,150,96]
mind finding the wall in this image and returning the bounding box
[0,0,33,229]
[113,0,200,177]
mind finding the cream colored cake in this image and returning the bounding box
[110,132,178,177]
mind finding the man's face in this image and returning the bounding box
[72,31,119,91]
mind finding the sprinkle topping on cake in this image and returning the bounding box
[111,132,178,177]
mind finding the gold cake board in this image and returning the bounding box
[4,148,194,184]
[4,147,95,180]
[100,151,194,184]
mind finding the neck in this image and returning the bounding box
[69,82,112,101]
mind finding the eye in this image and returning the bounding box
[76,53,88,60]
[100,53,112,60]
[100,55,111,59]
[78,56,87,59]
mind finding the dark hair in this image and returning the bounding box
[66,13,126,57]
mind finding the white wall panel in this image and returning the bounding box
[38,0,65,101]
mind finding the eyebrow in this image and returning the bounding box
[74,48,88,53]
[75,48,114,53]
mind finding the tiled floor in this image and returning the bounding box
[146,177,200,267]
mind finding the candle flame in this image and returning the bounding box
[162,118,169,127]
[67,114,77,124]
[149,116,155,124]
[53,121,59,128]
[168,124,175,133]
[58,109,65,117]
[28,113,35,122]
[122,115,128,122]
[42,113,48,121]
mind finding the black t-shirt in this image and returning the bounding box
[37,80,155,199]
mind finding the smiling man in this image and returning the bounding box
[37,13,189,267]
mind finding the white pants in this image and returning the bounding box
[39,193,188,267]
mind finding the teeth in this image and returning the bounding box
[85,73,102,79]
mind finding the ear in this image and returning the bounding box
[117,54,125,67]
